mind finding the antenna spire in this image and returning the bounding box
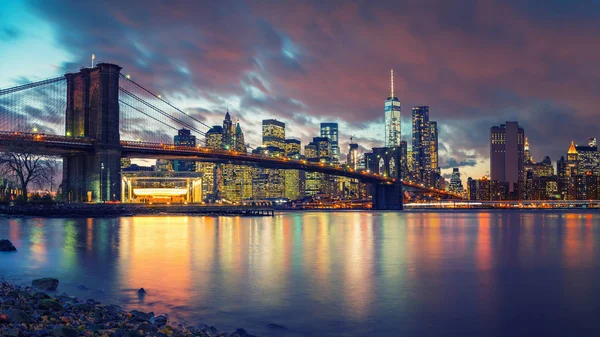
[390,69,394,98]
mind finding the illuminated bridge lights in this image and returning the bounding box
[0,133,458,198]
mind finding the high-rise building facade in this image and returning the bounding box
[320,123,339,163]
[206,126,223,149]
[284,138,303,200]
[384,70,401,147]
[173,128,196,172]
[575,142,600,175]
[262,119,286,149]
[412,106,431,180]
[399,140,408,180]
[524,137,533,163]
[429,121,438,171]
[490,121,525,192]
[348,143,359,169]
[449,168,464,194]
[222,110,234,149]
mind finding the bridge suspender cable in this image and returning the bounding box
[119,87,206,136]
[119,100,180,133]
[0,77,65,96]
[119,74,211,129]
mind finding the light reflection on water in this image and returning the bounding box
[1,211,600,336]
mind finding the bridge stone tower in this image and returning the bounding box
[62,63,122,202]
[366,146,404,210]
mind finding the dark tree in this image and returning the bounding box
[0,148,59,201]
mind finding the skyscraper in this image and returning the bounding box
[490,121,525,192]
[412,106,430,179]
[524,137,533,163]
[449,168,464,193]
[429,121,438,171]
[575,141,600,175]
[173,128,196,171]
[320,123,339,163]
[284,138,303,200]
[304,137,332,197]
[384,69,401,147]
[399,140,408,180]
[262,119,286,150]
[348,143,359,169]
[222,110,234,149]
[206,126,223,150]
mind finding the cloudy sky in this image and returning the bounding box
[1,0,600,181]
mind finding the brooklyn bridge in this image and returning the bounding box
[0,63,461,209]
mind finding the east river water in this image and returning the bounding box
[1,211,600,336]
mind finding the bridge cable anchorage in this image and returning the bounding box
[119,100,180,132]
[0,77,65,96]
[119,74,211,129]
[118,88,206,136]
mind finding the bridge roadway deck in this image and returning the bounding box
[0,132,461,198]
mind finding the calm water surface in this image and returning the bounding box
[1,211,600,336]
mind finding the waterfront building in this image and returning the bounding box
[467,176,509,201]
[121,171,202,204]
[321,123,340,163]
[173,128,196,172]
[196,162,216,202]
[490,121,525,193]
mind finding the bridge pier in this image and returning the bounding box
[62,63,122,202]
[372,182,403,210]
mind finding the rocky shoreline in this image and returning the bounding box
[0,204,274,218]
[0,281,257,337]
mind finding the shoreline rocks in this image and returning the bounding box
[31,278,59,291]
[0,239,17,252]
[0,281,257,337]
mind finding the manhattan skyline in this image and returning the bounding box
[1,1,600,182]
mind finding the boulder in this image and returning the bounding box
[2,308,31,323]
[32,278,59,291]
[0,239,16,252]
[150,314,168,326]
[39,299,64,311]
[130,310,154,322]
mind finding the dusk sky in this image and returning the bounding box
[2,0,600,181]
